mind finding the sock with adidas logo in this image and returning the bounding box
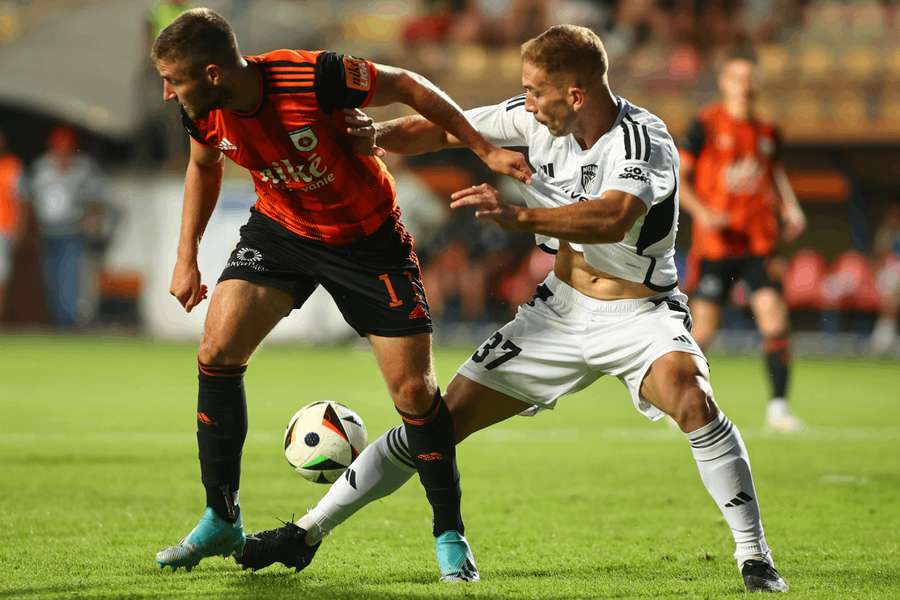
[686,411,769,561]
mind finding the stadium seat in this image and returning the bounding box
[821,250,880,312]
[783,249,827,310]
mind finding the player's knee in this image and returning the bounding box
[197,334,244,366]
[670,374,717,432]
[386,376,436,415]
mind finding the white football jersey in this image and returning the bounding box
[464,95,680,291]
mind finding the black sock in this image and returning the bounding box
[763,335,790,399]
[197,362,248,522]
[400,391,464,537]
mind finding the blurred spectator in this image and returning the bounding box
[0,129,23,322]
[22,126,107,328]
[869,202,900,354]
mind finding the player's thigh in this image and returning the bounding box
[199,279,295,365]
[368,332,438,413]
[445,373,533,443]
[749,287,789,336]
[689,298,722,346]
[457,290,595,415]
[640,351,717,427]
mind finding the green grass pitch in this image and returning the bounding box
[1,335,898,599]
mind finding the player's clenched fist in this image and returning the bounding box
[169,259,208,312]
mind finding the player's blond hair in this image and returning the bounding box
[520,25,608,88]
[151,8,241,74]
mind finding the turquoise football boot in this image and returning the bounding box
[156,507,245,571]
[435,530,479,582]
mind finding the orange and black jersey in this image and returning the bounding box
[679,103,782,260]
[182,49,397,245]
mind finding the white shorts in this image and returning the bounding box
[457,272,706,421]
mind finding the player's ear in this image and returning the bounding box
[205,64,223,85]
[569,87,585,111]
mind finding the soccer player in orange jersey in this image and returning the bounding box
[150,8,531,580]
[679,51,806,432]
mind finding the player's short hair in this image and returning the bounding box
[721,48,758,70]
[151,8,240,74]
[520,25,608,88]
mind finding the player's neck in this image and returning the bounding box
[572,86,619,150]
[723,99,752,121]
[227,59,262,114]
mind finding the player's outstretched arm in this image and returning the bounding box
[170,139,223,312]
[369,65,531,184]
[343,110,454,157]
[450,184,647,244]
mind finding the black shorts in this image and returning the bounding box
[219,210,432,337]
[693,256,781,304]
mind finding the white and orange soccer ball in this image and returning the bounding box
[283,401,368,483]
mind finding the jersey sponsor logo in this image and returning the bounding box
[288,126,318,152]
[343,56,371,91]
[229,247,268,271]
[581,164,598,191]
[618,166,651,184]
[256,154,335,191]
[217,137,237,152]
[725,156,764,194]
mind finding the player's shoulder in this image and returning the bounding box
[249,48,319,67]
[609,99,676,165]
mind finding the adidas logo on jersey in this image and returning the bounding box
[539,163,555,178]
[217,137,237,152]
[672,335,692,345]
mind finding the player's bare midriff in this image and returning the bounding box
[554,242,657,300]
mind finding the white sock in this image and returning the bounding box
[767,398,789,419]
[686,412,770,563]
[298,426,416,545]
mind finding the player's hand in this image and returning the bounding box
[450,183,527,230]
[169,259,208,313]
[343,108,385,157]
[782,205,807,241]
[480,147,532,185]
[697,207,729,231]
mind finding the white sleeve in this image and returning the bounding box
[599,125,678,209]
[463,95,532,147]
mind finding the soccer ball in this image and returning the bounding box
[283,401,368,484]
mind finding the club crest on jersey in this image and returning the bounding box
[289,126,318,152]
[581,164,598,191]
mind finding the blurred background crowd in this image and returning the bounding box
[0,0,897,354]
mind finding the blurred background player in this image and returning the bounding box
[869,202,900,354]
[678,51,806,433]
[0,129,23,323]
[150,7,530,580]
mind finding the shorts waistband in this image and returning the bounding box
[542,272,672,313]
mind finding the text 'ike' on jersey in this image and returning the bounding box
[679,103,782,260]
[464,95,680,292]
[181,49,397,245]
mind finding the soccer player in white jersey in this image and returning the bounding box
[237,25,789,593]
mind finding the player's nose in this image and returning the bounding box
[162,81,177,102]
